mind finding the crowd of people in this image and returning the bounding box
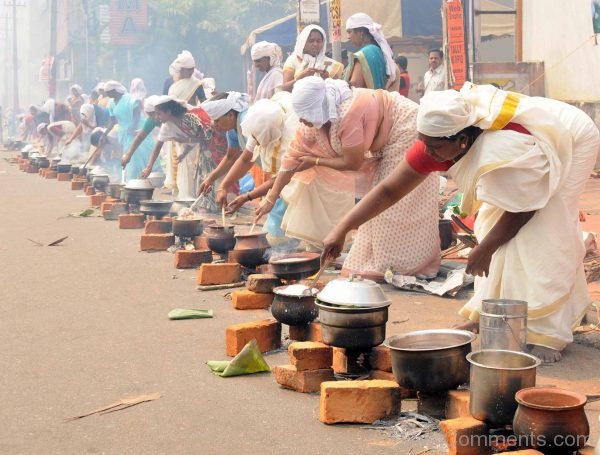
[4,13,599,363]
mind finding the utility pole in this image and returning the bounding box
[5,1,25,111]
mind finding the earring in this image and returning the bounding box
[461,144,466,149]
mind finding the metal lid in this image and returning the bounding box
[125,179,154,190]
[316,274,391,307]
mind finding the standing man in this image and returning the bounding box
[416,48,446,97]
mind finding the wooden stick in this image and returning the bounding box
[196,281,245,292]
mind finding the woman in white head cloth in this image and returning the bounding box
[66,84,87,123]
[345,12,399,91]
[129,78,147,102]
[198,91,251,198]
[281,24,344,92]
[321,82,599,363]
[216,92,297,242]
[44,120,83,163]
[255,75,441,272]
[100,80,159,180]
[251,41,284,101]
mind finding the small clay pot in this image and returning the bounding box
[513,387,589,454]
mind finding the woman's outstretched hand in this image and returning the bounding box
[321,227,346,266]
[254,197,274,223]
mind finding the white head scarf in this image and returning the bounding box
[417,89,479,137]
[70,84,84,96]
[201,92,251,120]
[251,41,283,67]
[346,13,396,82]
[153,95,188,110]
[143,95,160,114]
[95,82,105,92]
[294,24,328,67]
[129,78,147,101]
[172,50,196,70]
[103,80,126,94]
[80,104,97,127]
[291,76,352,129]
[242,96,289,161]
[37,123,48,134]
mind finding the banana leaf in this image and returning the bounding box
[168,309,214,320]
[206,339,270,377]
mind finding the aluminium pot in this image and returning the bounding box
[108,183,125,200]
[121,187,154,206]
[271,285,319,326]
[140,200,173,220]
[467,349,540,426]
[317,274,391,308]
[316,301,389,349]
[205,224,236,254]
[513,387,589,454]
[37,157,50,168]
[20,150,29,159]
[172,218,203,238]
[385,329,476,394]
[56,163,72,174]
[92,174,110,192]
[71,165,80,176]
[269,252,321,281]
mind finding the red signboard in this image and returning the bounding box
[109,0,148,45]
[446,0,467,89]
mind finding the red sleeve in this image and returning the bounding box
[405,140,453,174]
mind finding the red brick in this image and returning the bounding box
[246,273,282,293]
[105,197,120,203]
[332,348,349,374]
[38,168,44,176]
[45,170,57,179]
[100,202,114,216]
[85,186,95,195]
[288,341,333,371]
[368,345,392,372]
[70,180,84,190]
[57,172,71,181]
[231,289,273,310]
[320,380,401,424]
[446,390,471,419]
[144,219,172,234]
[225,319,281,356]
[140,233,175,251]
[289,322,323,342]
[193,235,209,250]
[26,165,38,173]
[197,262,241,285]
[118,213,145,229]
[174,249,212,269]
[90,194,107,206]
[273,365,334,393]
[440,417,489,455]
[368,370,416,398]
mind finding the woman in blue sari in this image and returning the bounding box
[345,13,399,91]
[101,80,161,180]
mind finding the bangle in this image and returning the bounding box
[315,157,321,166]
[216,188,226,194]
[264,195,276,205]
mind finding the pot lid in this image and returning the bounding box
[148,171,165,178]
[125,179,154,190]
[316,274,391,307]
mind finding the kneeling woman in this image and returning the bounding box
[255,76,441,281]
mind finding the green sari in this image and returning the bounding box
[345,44,387,89]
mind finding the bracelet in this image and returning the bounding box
[315,157,321,166]
[216,188,226,194]
[264,195,276,205]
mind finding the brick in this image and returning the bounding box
[231,289,273,310]
[368,345,392,372]
[319,380,401,424]
[118,213,145,229]
[90,194,107,206]
[174,249,212,269]
[26,165,38,173]
[418,391,448,420]
[273,365,334,393]
[38,168,44,176]
[289,322,323,342]
[57,172,71,181]
[193,235,209,250]
[246,273,283,293]
[45,170,57,179]
[144,219,172,234]
[288,342,333,371]
[85,186,95,195]
[225,319,281,356]
[100,202,114,216]
[368,370,416,399]
[440,417,489,455]
[140,233,175,251]
[197,262,241,285]
[71,180,84,190]
[105,197,120,203]
[446,390,471,419]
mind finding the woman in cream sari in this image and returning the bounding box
[322,82,599,362]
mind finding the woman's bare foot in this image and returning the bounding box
[454,320,479,334]
[529,345,562,363]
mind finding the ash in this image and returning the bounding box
[361,412,441,441]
